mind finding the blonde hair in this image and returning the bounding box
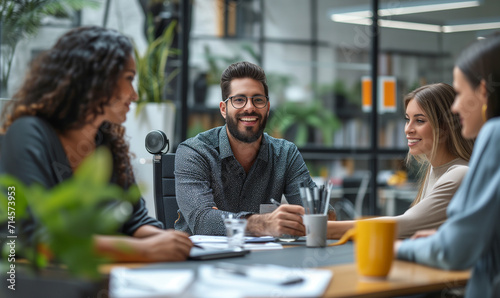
[404,83,474,207]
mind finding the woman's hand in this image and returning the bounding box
[410,229,437,239]
[139,229,193,262]
[394,240,402,257]
[95,229,193,262]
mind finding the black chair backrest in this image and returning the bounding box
[492,273,500,298]
[145,130,178,229]
[152,153,179,229]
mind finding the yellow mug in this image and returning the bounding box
[330,218,397,278]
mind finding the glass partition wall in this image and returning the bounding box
[1,0,499,217]
[186,0,500,216]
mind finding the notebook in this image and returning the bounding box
[188,247,251,260]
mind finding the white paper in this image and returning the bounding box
[190,235,228,243]
[192,264,333,297]
[190,235,283,250]
[195,242,283,250]
[109,267,194,298]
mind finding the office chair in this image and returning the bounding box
[492,274,500,298]
[333,171,371,220]
[145,130,178,229]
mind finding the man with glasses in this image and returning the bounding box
[174,61,316,236]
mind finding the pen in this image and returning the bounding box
[270,198,281,207]
[193,244,205,249]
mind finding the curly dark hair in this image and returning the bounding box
[0,26,135,187]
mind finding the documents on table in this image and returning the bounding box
[212,262,304,285]
[110,263,333,298]
[194,263,333,297]
[190,235,283,250]
[109,267,194,298]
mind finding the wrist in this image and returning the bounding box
[246,213,270,236]
[133,225,163,238]
[95,235,149,262]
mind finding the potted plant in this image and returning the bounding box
[0,0,100,97]
[133,19,179,109]
[267,100,341,147]
[124,19,179,218]
[0,148,140,297]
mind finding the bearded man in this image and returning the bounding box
[174,61,315,236]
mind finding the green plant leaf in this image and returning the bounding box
[72,146,112,187]
[0,147,140,279]
[267,100,341,146]
[0,0,101,91]
[0,175,28,220]
[133,19,179,104]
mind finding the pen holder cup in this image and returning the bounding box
[303,214,327,247]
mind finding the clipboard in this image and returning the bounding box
[189,247,251,260]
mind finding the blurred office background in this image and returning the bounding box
[1,0,499,218]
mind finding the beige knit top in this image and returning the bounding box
[395,158,469,238]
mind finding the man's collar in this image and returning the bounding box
[219,126,233,159]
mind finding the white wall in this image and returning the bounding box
[7,0,147,97]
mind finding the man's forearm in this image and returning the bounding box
[245,213,271,236]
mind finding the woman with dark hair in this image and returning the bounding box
[327,83,474,239]
[0,26,193,262]
[396,35,500,297]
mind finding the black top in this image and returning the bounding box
[0,116,163,237]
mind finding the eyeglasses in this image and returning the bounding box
[224,95,269,109]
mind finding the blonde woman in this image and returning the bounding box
[327,83,474,239]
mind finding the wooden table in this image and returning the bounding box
[100,243,470,298]
[323,260,470,298]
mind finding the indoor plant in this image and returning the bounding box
[0,0,100,97]
[133,18,179,109]
[267,100,341,147]
[0,147,140,274]
[0,147,139,296]
[124,19,179,219]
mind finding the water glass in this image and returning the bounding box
[224,218,247,250]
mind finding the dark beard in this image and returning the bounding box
[226,112,267,143]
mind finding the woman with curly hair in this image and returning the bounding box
[0,26,193,262]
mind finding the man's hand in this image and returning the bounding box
[246,204,305,237]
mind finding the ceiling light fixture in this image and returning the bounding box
[331,17,500,33]
[329,0,500,33]
[443,21,500,33]
[378,0,480,16]
[330,0,480,19]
